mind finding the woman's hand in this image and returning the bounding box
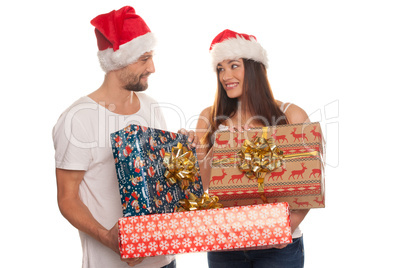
[227,123,256,132]
[177,128,199,148]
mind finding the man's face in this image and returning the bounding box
[119,51,155,92]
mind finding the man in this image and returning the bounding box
[53,6,193,267]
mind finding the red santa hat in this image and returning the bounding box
[90,6,156,72]
[209,29,268,70]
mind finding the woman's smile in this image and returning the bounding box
[225,82,239,90]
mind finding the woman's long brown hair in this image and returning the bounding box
[201,59,288,149]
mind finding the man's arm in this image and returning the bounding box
[56,169,144,266]
[55,168,118,252]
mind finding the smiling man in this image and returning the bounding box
[52,6,180,268]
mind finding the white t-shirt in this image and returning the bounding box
[53,93,174,268]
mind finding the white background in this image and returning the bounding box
[1,0,401,267]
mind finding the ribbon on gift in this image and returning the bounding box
[163,142,199,190]
[237,127,319,203]
[177,192,223,212]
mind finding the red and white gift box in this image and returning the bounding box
[118,202,292,258]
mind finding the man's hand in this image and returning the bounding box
[122,257,145,267]
[103,223,120,254]
[108,223,145,266]
[273,244,288,249]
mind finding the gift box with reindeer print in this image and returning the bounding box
[209,122,325,210]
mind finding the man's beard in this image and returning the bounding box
[121,71,150,92]
[124,74,149,92]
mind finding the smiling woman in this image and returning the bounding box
[198,30,289,153]
[195,29,309,268]
[217,59,245,98]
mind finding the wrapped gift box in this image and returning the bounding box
[111,125,204,217]
[118,202,292,258]
[209,122,325,210]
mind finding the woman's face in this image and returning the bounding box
[217,58,245,99]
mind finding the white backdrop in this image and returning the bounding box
[1,0,401,267]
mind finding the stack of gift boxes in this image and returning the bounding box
[111,122,324,258]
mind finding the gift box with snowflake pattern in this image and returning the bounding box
[111,124,204,217]
[118,202,292,258]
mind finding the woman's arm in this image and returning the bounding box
[284,103,311,234]
[195,107,213,191]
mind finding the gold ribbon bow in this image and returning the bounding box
[163,142,198,190]
[237,127,318,202]
[177,192,223,212]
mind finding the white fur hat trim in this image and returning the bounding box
[210,35,268,70]
[97,32,156,72]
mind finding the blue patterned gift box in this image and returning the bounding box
[111,124,204,217]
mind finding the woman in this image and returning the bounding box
[196,29,309,268]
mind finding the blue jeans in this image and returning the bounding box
[207,237,304,268]
[161,259,176,268]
